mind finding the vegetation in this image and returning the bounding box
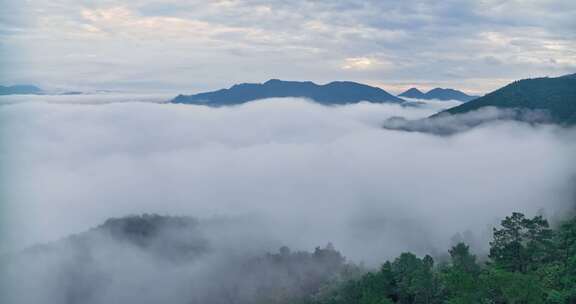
[11,215,359,304]
[438,75,576,125]
[301,212,576,304]
[11,212,576,303]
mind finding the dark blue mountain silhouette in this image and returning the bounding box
[399,87,478,102]
[398,88,426,99]
[172,79,404,105]
[0,84,42,95]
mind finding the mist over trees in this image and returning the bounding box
[305,212,576,304]
[1,215,359,304]
[3,211,576,304]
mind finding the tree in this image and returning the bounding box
[305,212,576,304]
[442,243,482,303]
[390,253,442,304]
[481,268,545,304]
[448,243,479,274]
[489,212,553,272]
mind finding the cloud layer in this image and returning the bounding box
[1,96,575,265]
[1,1,575,93]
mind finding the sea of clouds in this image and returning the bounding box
[1,94,575,263]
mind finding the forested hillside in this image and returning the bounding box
[436,75,576,125]
[301,212,576,304]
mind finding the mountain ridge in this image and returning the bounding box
[399,87,478,102]
[435,74,576,125]
[172,79,404,105]
[0,84,42,95]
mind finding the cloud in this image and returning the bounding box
[1,96,575,303]
[1,1,575,93]
[1,214,350,304]
[382,106,554,135]
[1,96,575,265]
[341,57,389,71]
[0,93,173,105]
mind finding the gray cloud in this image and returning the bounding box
[1,0,575,93]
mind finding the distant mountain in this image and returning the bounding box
[435,74,576,125]
[399,87,478,102]
[172,79,404,105]
[0,84,42,95]
[425,88,478,102]
[398,88,426,99]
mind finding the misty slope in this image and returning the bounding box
[0,84,42,95]
[303,213,576,304]
[436,74,576,125]
[18,214,210,264]
[172,79,404,105]
[399,87,478,102]
[4,214,355,304]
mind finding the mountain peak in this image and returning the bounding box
[424,88,476,101]
[427,87,457,93]
[399,88,425,99]
[264,78,283,84]
[406,88,424,94]
[172,79,404,105]
[399,87,476,102]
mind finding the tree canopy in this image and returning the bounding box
[303,212,576,304]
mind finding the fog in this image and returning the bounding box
[1,95,575,303]
[0,93,173,105]
[2,96,574,255]
[382,106,554,135]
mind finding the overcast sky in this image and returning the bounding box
[1,0,575,94]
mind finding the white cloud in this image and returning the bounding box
[342,57,377,70]
[2,96,575,265]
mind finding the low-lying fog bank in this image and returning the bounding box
[1,96,575,262]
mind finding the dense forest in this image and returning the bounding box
[298,212,576,304]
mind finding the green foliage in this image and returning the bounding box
[442,76,576,125]
[442,243,482,303]
[489,212,553,272]
[303,212,576,304]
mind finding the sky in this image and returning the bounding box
[1,0,575,94]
